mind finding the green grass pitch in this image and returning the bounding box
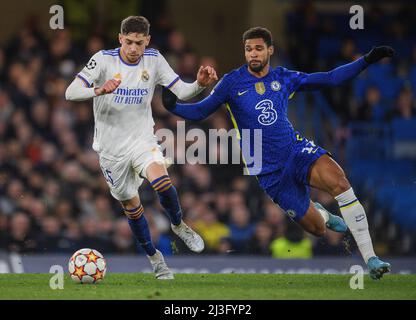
[0,274,415,300]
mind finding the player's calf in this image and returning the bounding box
[298,203,326,238]
[150,175,205,252]
[121,201,157,256]
[151,175,182,226]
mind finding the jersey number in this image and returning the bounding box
[301,140,319,154]
[255,99,277,126]
[100,166,114,186]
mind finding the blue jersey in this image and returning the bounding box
[170,57,368,176]
[211,65,308,175]
[169,57,368,220]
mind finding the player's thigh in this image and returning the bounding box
[308,154,350,196]
[99,155,143,202]
[298,201,326,237]
[146,162,168,182]
[132,142,167,182]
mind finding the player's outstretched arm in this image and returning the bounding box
[65,77,121,101]
[299,46,395,91]
[162,86,223,121]
[169,66,218,101]
[65,77,97,101]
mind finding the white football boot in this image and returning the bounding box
[171,220,205,253]
[147,249,174,280]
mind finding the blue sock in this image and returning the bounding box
[124,205,156,256]
[151,175,182,226]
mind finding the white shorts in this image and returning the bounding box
[98,140,165,201]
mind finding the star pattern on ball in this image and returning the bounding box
[93,269,104,282]
[86,251,99,263]
[74,266,87,280]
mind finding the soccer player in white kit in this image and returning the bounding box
[65,16,218,279]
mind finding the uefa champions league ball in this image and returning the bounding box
[68,248,107,284]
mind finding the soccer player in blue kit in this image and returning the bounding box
[162,27,394,280]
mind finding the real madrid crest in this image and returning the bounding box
[141,70,150,82]
[271,81,281,91]
[255,82,266,95]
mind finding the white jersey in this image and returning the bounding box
[77,47,180,160]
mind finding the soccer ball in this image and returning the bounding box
[68,248,107,284]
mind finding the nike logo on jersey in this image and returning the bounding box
[238,90,249,96]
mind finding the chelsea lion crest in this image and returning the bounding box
[287,209,297,219]
[271,81,281,91]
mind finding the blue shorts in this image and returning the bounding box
[257,135,329,222]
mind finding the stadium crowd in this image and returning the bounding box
[1,2,415,258]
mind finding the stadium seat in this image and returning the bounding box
[317,37,342,59]
[391,118,416,159]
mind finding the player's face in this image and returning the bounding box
[244,38,274,73]
[119,33,150,63]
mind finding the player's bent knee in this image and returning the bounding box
[332,176,351,197]
[308,222,326,237]
[302,221,326,237]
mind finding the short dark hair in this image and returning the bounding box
[120,16,150,35]
[242,27,273,47]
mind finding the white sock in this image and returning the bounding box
[335,188,376,263]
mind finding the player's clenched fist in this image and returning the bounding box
[94,79,121,96]
[197,65,218,87]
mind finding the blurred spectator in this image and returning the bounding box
[245,220,273,255]
[36,216,75,253]
[112,218,136,254]
[263,200,286,237]
[79,217,114,253]
[270,219,313,259]
[314,230,350,256]
[385,87,415,121]
[63,220,82,248]
[194,207,230,253]
[212,189,231,224]
[5,211,37,253]
[228,206,255,252]
[0,179,25,215]
[165,30,191,69]
[0,213,8,250]
[355,86,386,122]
